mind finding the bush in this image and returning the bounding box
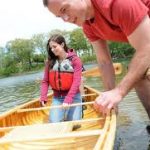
[81,55,96,63]
[0,65,19,76]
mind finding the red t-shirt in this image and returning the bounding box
[83,0,150,42]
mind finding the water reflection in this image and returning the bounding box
[0,64,149,150]
[0,72,44,113]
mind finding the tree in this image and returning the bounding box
[68,28,90,56]
[6,39,35,70]
[109,42,135,60]
[31,33,47,61]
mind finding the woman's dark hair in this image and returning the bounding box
[47,34,68,68]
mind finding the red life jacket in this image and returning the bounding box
[49,56,74,91]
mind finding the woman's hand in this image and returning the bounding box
[40,101,47,107]
[62,102,70,108]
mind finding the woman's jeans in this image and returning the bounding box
[49,93,82,123]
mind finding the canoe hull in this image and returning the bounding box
[0,85,116,150]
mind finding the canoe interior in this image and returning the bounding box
[0,85,116,150]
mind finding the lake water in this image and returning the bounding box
[0,64,149,150]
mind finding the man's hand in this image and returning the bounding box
[94,88,123,114]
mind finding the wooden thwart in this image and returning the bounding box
[17,101,95,113]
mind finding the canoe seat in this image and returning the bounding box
[0,122,73,144]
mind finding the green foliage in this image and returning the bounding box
[68,28,89,51]
[0,54,19,76]
[6,39,35,70]
[33,54,45,63]
[31,33,47,59]
[108,42,135,60]
[1,66,19,76]
[81,54,96,63]
[0,28,135,77]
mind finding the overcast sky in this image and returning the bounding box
[0,0,77,47]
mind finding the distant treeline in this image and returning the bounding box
[0,28,134,77]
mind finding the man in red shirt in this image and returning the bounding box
[42,0,150,121]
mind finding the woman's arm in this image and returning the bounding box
[64,57,82,104]
[40,62,49,102]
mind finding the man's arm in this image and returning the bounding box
[91,39,115,90]
[95,15,150,113]
[117,15,150,97]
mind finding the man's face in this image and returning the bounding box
[47,0,87,26]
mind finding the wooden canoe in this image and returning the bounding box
[0,85,116,150]
[82,63,122,77]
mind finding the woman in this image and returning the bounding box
[40,34,83,123]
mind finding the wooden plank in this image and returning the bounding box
[0,129,103,144]
[17,101,95,113]
[0,117,104,133]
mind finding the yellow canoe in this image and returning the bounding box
[0,85,116,150]
[82,63,122,77]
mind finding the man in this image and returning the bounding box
[42,0,150,120]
